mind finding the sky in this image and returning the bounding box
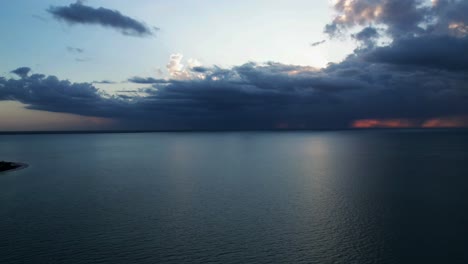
[1,0,467,131]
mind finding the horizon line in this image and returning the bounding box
[1,127,468,135]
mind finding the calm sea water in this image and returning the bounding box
[1,130,468,263]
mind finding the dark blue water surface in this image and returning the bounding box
[1,130,468,263]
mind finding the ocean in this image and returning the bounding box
[1,130,468,263]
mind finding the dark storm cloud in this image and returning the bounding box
[1,1,468,130]
[48,2,154,37]
[432,0,468,26]
[0,72,127,117]
[11,67,31,79]
[324,0,429,38]
[191,66,211,73]
[365,35,468,70]
[2,56,467,129]
[324,0,468,39]
[352,27,380,45]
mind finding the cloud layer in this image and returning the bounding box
[48,1,154,37]
[1,0,467,130]
[325,0,468,39]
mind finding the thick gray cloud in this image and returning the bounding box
[324,0,429,38]
[0,73,126,118]
[352,27,380,46]
[323,0,468,71]
[1,1,467,130]
[48,2,154,37]
[11,67,31,79]
[325,0,468,39]
[365,35,468,70]
[1,54,467,130]
[430,0,468,35]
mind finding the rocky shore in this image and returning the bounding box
[0,161,27,172]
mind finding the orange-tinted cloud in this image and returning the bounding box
[352,116,468,129]
[422,116,468,128]
[352,119,415,128]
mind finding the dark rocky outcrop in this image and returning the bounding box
[0,161,22,172]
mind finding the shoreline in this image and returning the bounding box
[0,162,28,173]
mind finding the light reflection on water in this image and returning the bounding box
[1,130,468,263]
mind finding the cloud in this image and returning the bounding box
[32,14,48,22]
[352,119,415,128]
[164,54,205,80]
[67,46,84,53]
[310,40,326,47]
[92,80,116,84]
[75,58,92,62]
[324,0,428,38]
[364,35,468,70]
[2,1,468,130]
[166,54,187,79]
[324,0,468,39]
[2,52,468,130]
[127,77,170,84]
[11,67,31,79]
[422,116,468,128]
[352,116,468,128]
[48,1,155,37]
[431,0,468,36]
[0,72,126,118]
[352,27,380,46]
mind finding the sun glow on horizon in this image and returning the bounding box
[352,116,468,129]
